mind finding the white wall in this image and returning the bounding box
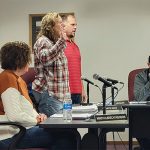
[1,0,150,141]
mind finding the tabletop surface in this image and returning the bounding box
[39,104,129,129]
[123,103,150,108]
[39,117,128,129]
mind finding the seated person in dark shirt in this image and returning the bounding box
[134,56,150,150]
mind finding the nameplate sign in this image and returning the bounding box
[98,105,122,110]
[106,105,122,110]
[95,113,127,121]
[115,100,129,105]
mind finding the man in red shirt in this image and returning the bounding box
[61,13,87,104]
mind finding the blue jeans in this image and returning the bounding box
[0,126,77,150]
[32,90,63,117]
[71,94,82,104]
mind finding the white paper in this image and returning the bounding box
[72,104,98,113]
[50,113,93,119]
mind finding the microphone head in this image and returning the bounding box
[93,74,99,80]
[93,73,112,87]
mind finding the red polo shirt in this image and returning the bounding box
[64,40,82,94]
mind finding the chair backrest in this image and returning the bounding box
[21,67,36,85]
[128,68,145,101]
[0,122,48,150]
[21,67,39,110]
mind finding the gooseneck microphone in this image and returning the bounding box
[81,77,94,85]
[93,74,112,87]
[105,78,124,84]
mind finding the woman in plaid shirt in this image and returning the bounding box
[32,12,70,117]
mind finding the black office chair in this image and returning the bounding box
[0,122,81,150]
[21,68,39,110]
[0,121,26,150]
[0,123,50,150]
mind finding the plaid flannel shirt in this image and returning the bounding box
[32,35,70,101]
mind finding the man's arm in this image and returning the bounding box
[81,81,87,103]
[36,38,66,66]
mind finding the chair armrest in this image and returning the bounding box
[0,121,26,150]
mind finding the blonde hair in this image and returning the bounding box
[37,12,61,43]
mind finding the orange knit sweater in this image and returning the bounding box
[0,70,33,115]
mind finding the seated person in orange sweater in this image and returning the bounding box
[0,41,78,150]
